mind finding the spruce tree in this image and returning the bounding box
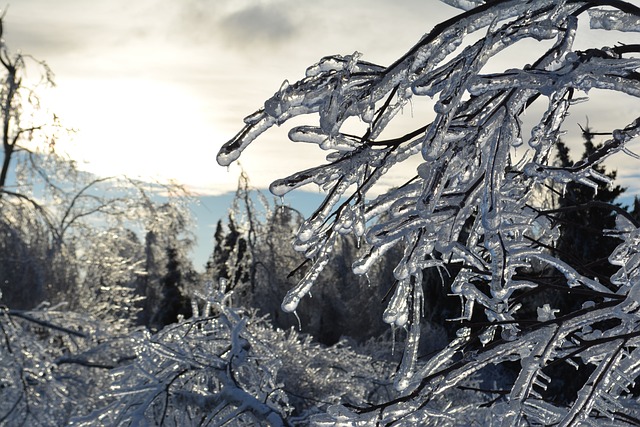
[555,123,625,283]
[152,246,192,329]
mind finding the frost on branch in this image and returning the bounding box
[218,0,640,424]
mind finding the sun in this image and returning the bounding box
[44,77,240,195]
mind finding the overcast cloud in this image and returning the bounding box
[219,4,297,46]
[2,0,638,200]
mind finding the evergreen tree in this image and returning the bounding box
[151,246,192,329]
[630,195,640,224]
[509,125,631,404]
[555,123,625,283]
[206,217,250,292]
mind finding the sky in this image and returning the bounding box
[7,0,640,194]
[5,0,640,266]
[4,0,461,267]
[7,0,457,196]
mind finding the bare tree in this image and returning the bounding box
[0,15,196,310]
[0,15,60,198]
[219,0,640,424]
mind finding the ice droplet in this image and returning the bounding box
[362,104,375,123]
[282,298,298,313]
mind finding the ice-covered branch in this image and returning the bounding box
[219,0,640,424]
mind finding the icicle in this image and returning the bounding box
[622,146,640,160]
[282,234,337,312]
[394,278,423,391]
[383,279,410,327]
[479,326,496,346]
[293,310,302,331]
[391,325,397,356]
[219,277,228,294]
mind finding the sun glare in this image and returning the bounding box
[45,78,239,195]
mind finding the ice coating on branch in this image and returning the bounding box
[217,114,276,166]
[589,9,640,32]
[218,0,640,422]
[394,273,423,392]
[537,304,559,322]
[440,0,485,11]
[352,240,396,275]
[281,233,337,313]
[609,217,640,308]
[383,279,410,327]
[269,168,316,197]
